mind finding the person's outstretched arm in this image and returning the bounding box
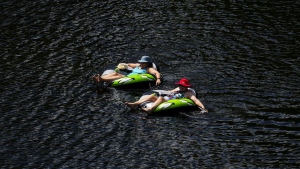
[188,93,208,113]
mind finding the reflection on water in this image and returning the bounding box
[1,0,299,168]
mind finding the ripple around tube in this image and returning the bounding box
[1,1,300,168]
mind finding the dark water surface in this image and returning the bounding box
[1,0,300,168]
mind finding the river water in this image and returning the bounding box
[1,0,299,168]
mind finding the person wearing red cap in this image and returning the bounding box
[125,78,207,114]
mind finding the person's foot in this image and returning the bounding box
[92,74,101,83]
[141,107,152,114]
[125,102,137,110]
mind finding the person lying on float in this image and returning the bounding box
[92,56,161,86]
[125,78,207,114]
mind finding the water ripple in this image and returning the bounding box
[1,0,300,168]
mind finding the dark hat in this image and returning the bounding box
[138,56,152,63]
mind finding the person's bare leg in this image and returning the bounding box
[125,94,158,109]
[141,96,166,114]
[100,72,125,82]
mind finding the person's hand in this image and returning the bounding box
[156,79,161,85]
[199,107,208,113]
[117,63,128,70]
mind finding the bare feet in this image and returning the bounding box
[141,107,152,114]
[92,74,101,83]
[125,102,138,110]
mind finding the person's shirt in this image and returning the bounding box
[163,90,186,100]
[127,66,147,76]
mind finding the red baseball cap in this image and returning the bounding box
[175,78,191,87]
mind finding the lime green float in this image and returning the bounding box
[139,89,199,114]
[101,62,160,89]
[109,73,157,88]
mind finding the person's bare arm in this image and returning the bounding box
[169,87,180,92]
[127,63,139,68]
[186,92,208,113]
[148,68,161,85]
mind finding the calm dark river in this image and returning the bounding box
[1,0,299,168]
